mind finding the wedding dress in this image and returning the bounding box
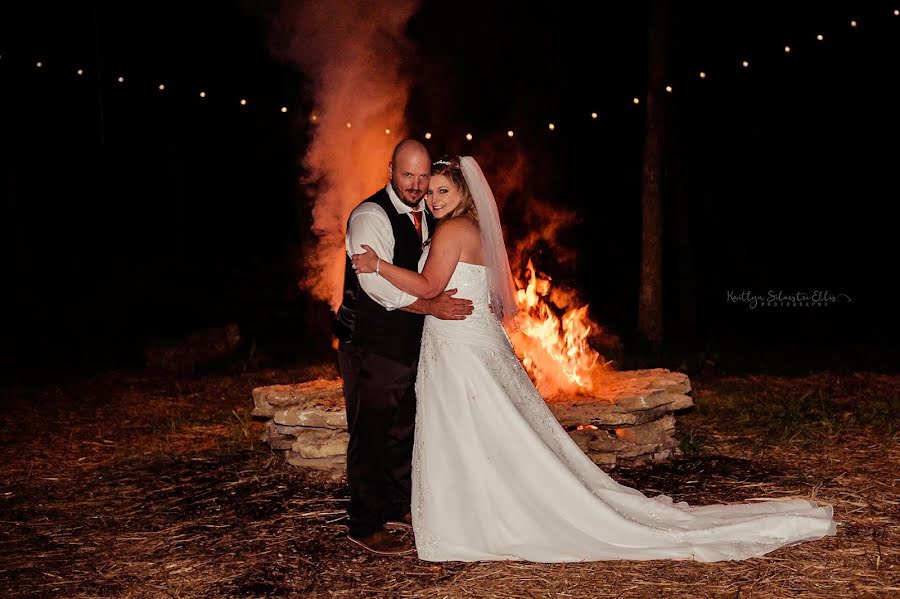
[410,247,838,563]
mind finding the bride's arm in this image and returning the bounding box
[353,221,463,299]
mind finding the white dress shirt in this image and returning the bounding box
[345,184,430,310]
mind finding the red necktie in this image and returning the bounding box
[411,211,423,243]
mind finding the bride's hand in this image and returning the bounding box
[351,244,381,274]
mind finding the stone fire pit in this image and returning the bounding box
[253,368,692,475]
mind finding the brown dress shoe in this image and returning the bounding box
[384,512,413,530]
[347,528,415,555]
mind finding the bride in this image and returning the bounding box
[350,155,838,563]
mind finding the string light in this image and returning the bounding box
[11,11,890,136]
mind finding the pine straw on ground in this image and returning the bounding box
[1,367,897,598]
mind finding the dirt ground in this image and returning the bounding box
[1,365,897,598]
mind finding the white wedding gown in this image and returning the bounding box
[411,251,838,562]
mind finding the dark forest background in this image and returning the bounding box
[2,1,898,386]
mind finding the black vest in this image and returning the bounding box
[334,188,431,366]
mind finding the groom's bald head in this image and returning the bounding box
[392,139,429,165]
[389,139,431,207]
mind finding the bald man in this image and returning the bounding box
[335,139,474,555]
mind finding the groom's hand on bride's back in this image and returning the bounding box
[429,288,473,320]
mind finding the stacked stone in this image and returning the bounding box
[252,379,348,474]
[253,368,692,474]
[548,368,693,468]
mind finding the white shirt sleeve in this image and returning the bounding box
[346,204,418,310]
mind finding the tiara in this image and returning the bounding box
[433,159,453,166]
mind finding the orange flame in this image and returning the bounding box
[510,260,612,397]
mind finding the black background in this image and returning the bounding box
[2,1,897,384]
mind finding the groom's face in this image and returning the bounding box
[389,152,431,207]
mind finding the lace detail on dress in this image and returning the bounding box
[413,330,443,559]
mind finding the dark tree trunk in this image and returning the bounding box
[637,0,671,352]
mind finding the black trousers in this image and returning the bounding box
[337,346,417,538]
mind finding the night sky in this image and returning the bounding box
[2,1,898,382]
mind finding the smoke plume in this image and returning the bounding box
[269,0,421,309]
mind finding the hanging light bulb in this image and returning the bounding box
[548,123,555,130]
[742,60,749,68]
[665,85,673,93]
[507,130,514,137]
[591,112,598,119]
[816,34,824,41]
[633,97,640,105]
[280,106,287,113]
[699,71,707,79]
[465,133,473,141]
[76,68,84,76]
[240,99,247,106]
[199,91,206,98]
[850,20,858,28]
[784,46,792,53]
[36,61,43,68]
[158,83,165,91]
[117,76,125,83]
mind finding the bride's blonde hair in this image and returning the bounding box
[431,156,479,221]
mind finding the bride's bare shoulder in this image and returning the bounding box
[434,216,482,261]
[431,217,480,258]
[437,215,480,237]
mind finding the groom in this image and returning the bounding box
[335,139,473,555]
